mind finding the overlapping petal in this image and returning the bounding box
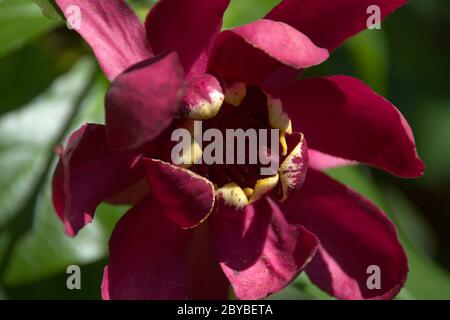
[144,158,215,229]
[106,179,150,205]
[102,196,191,299]
[105,52,185,150]
[208,19,328,85]
[187,224,230,299]
[51,0,416,302]
[52,124,143,236]
[277,132,309,202]
[272,76,424,177]
[211,197,319,300]
[55,0,153,80]
[280,169,408,299]
[308,149,357,171]
[145,0,230,75]
[266,0,407,51]
[181,73,224,120]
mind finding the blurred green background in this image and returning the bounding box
[0,0,449,299]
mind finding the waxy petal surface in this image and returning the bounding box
[266,0,407,51]
[144,159,215,229]
[182,74,224,120]
[280,169,408,300]
[145,0,230,75]
[273,76,424,177]
[188,223,230,299]
[105,53,185,150]
[308,149,357,171]
[55,0,153,80]
[52,124,143,236]
[211,197,318,300]
[102,196,191,299]
[278,132,309,202]
[209,19,328,85]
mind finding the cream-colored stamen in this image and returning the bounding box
[225,82,247,106]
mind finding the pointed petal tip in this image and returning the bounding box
[282,169,409,300]
[274,76,425,179]
[55,0,152,81]
[51,124,144,236]
[209,19,329,85]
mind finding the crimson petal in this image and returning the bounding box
[266,0,407,51]
[208,19,328,85]
[277,132,309,202]
[280,169,408,299]
[55,0,152,80]
[144,159,215,229]
[308,149,357,171]
[211,197,318,300]
[145,0,230,75]
[106,179,150,205]
[51,124,143,236]
[181,73,224,120]
[102,196,191,299]
[105,52,185,150]
[188,223,230,299]
[272,76,424,177]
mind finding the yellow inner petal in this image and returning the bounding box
[266,95,292,156]
[224,82,247,107]
[248,174,280,204]
[188,88,224,120]
[216,182,249,209]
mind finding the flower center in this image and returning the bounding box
[190,86,275,187]
[171,82,296,208]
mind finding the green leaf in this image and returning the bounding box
[415,100,450,186]
[127,0,157,21]
[0,42,80,116]
[326,166,386,209]
[400,242,450,299]
[0,58,96,225]
[223,0,279,29]
[4,194,125,286]
[383,186,438,259]
[32,0,63,20]
[5,259,107,299]
[0,58,126,289]
[345,30,389,95]
[0,0,63,57]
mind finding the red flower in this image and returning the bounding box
[52,0,424,300]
